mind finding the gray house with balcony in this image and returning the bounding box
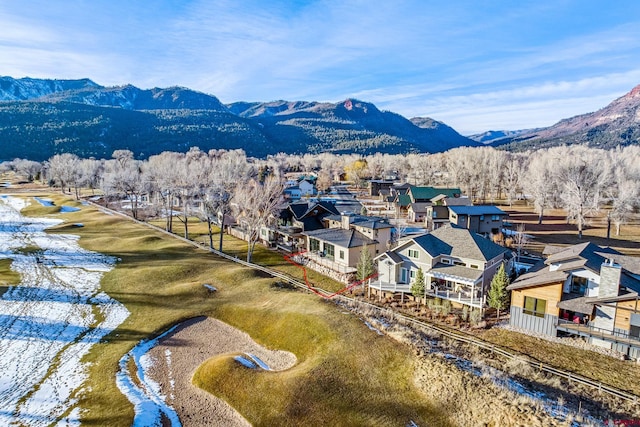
[372,225,512,308]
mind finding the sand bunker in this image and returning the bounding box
[121,317,296,426]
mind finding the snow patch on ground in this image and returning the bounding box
[33,197,55,207]
[59,206,80,213]
[0,196,129,426]
[116,325,182,427]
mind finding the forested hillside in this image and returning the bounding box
[0,77,477,160]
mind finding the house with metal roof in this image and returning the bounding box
[507,242,640,358]
[300,213,393,275]
[372,225,513,308]
[390,185,464,217]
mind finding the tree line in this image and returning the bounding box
[2,144,639,247]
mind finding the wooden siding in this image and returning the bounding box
[614,299,639,332]
[510,282,563,318]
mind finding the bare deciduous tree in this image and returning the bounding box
[48,153,81,197]
[232,176,283,262]
[101,150,146,219]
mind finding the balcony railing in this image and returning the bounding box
[556,319,640,346]
[369,283,484,308]
[426,288,484,308]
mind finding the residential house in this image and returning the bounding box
[391,185,463,218]
[425,195,472,230]
[283,186,302,201]
[507,242,640,358]
[448,205,508,236]
[301,213,393,275]
[298,178,316,197]
[372,225,513,308]
[369,180,396,197]
[407,202,431,223]
[261,200,340,252]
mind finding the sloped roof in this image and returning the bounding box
[410,225,509,261]
[288,201,340,220]
[375,251,403,264]
[352,218,394,230]
[429,263,484,283]
[507,269,568,290]
[409,202,431,213]
[303,228,377,248]
[431,194,472,205]
[409,186,462,202]
[397,194,412,207]
[509,241,640,293]
[545,242,620,273]
[448,205,507,216]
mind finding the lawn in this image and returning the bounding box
[146,217,347,293]
[3,193,450,426]
[0,259,21,297]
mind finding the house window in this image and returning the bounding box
[410,270,416,279]
[261,229,266,236]
[408,249,419,259]
[432,210,437,218]
[400,268,409,283]
[442,259,452,265]
[491,215,501,221]
[570,276,588,294]
[470,264,479,269]
[454,261,466,267]
[339,250,344,260]
[479,215,485,221]
[325,243,335,260]
[310,238,320,252]
[523,296,546,318]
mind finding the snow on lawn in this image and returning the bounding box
[0,196,129,426]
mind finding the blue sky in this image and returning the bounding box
[2,0,640,134]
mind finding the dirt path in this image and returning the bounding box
[144,317,296,426]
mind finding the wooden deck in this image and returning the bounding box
[557,320,640,348]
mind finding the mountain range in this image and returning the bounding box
[483,85,640,150]
[1,76,639,161]
[0,77,476,161]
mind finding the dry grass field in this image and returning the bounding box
[500,201,640,256]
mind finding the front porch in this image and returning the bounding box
[426,288,484,308]
[368,282,484,308]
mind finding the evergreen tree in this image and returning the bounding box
[410,268,425,307]
[487,263,510,320]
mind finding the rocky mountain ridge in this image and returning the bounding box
[0,77,477,161]
[496,84,640,150]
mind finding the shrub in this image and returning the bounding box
[461,306,469,323]
[469,308,482,325]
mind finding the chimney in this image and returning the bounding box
[599,259,621,298]
[341,212,353,230]
[591,259,622,334]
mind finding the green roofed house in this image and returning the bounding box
[372,225,513,307]
[391,185,464,217]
